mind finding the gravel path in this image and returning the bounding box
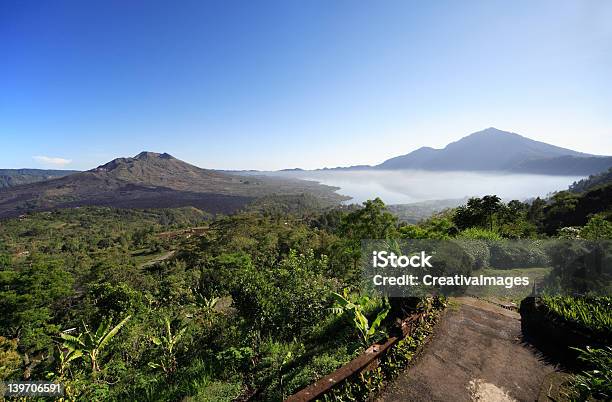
[377,297,557,402]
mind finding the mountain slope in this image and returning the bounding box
[513,155,612,176]
[0,152,346,218]
[376,146,438,170]
[376,128,608,174]
[0,169,79,188]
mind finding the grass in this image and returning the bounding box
[131,248,171,266]
[183,381,244,402]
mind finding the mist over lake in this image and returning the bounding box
[272,170,584,204]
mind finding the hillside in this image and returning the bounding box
[0,152,346,218]
[0,169,79,188]
[569,168,612,193]
[513,155,612,175]
[542,168,612,234]
[376,128,608,174]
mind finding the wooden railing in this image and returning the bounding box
[284,312,426,402]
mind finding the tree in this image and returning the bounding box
[581,214,612,240]
[337,199,398,280]
[0,259,74,354]
[339,198,398,240]
[453,195,503,232]
[527,197,546,231]
[453,197,486,230]
[543,191,580,234]
[481,195,502,231]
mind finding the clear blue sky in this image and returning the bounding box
[1,0,611,170]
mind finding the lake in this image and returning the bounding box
[271,170,584,204]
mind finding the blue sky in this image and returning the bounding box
[1,0,611,170]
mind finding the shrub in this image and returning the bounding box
[489,241,549,268]
[231,249,333,339]
[540,295,612,341]
[581,214,612,240]
[457,228,501,241]
[0,337,21,380]
[571,346,611,401]
[454,239,490,269]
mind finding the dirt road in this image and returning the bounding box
[377,297,557,402]
[139,250,176,268]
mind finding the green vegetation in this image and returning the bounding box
[321,299,444,401]
[0,178,610,400]
[542,182,612,235]
[60,316,131,375]
[570,168,612,193]
[540,296,612,341]
[522,295,612,401]
[330,289,390,346]
[571,346,611,401]
[0,201,411,400]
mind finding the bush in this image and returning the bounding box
[457,228,501,241]
[581,214,612,240]
[489,241,549,268]
[454,239,490,269]
[540,295,612,341]
[0,337,21,380]
[571,346,611,401]
[545,240,612,294]
[231,249,333,339]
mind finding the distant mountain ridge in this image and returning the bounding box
[376,128,611,174]
[312,128,611,175]
[0,169,79,188]
[0,152,346,218]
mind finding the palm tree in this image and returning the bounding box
[60,315,131,377]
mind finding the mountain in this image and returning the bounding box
[0,152,346,218]
[0,169,79,188]
[375,128,610,175]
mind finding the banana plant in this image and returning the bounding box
[194,291,220,314]
[60,315,131,377]
[331,288,389,346]
[56,342,83,377]
[148,316,187,374]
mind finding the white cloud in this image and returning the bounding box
[33,155,73,167]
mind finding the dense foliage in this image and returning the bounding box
[540,296,612,341]
[0,201,410,400]
[0,177,610,401]
[571,346,611,401]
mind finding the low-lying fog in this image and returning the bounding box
[273,170,584,204]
